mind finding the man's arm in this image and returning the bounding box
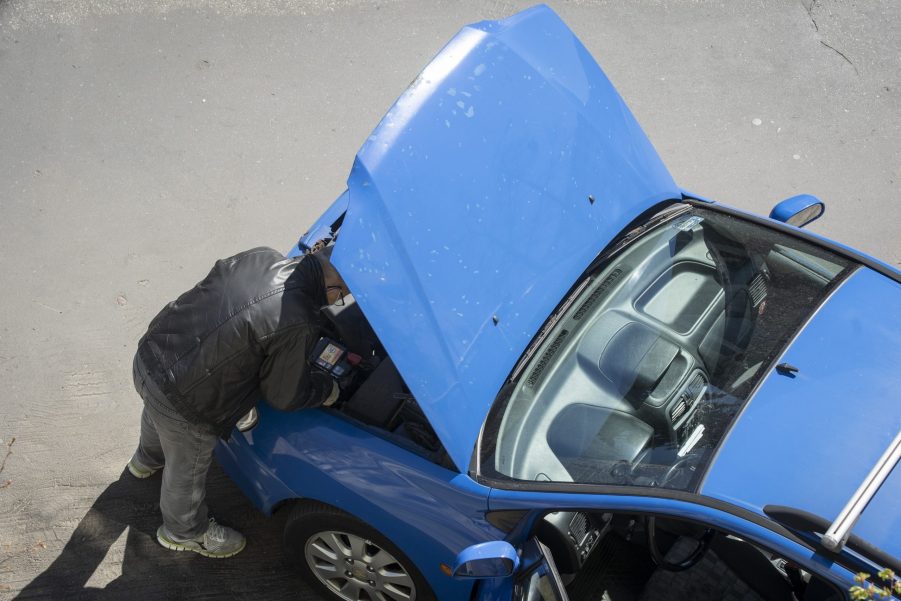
[259,326,336,411]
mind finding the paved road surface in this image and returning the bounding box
[1,0,898,598]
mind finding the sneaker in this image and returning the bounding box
[156,518,246,558]
[127,457,160,479]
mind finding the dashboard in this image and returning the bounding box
[494,215,754,489]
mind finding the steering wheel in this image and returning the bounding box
[646,516,715,571]
[658,453,697,489]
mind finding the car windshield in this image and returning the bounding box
[480,204,853,491]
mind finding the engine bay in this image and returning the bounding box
[316,296,453,468]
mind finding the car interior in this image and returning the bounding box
[525,509,844,601]
[485,205,852,492]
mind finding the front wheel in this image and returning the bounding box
[284,501,435,601]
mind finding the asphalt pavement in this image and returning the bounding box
[1,0,899,598]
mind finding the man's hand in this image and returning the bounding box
[321,379,340,407]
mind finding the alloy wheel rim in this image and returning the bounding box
[304,529,416,601]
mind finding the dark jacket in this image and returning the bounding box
[136,247,333,437]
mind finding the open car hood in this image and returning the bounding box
[332,5,680,472]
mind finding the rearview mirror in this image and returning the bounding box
[769,194,825,228]
[452,541,519,579]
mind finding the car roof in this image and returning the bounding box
[331,5,680,472]
[701,267,901,562]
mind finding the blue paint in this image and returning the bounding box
[215,6,901,600]
[768,193,825,227]
[332,4,679,472]
[218,402,499,599]
[453,541,520,578]
[702,268,901,559]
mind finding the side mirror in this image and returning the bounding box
[452,541,520,579]
[769,194,825,228]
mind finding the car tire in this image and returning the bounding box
[284,500,436,601]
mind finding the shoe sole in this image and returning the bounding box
[127,461,159,479]
[156,526,246,558]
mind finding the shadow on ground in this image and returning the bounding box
[14,462,323,600]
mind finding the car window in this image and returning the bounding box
[480,205,853,491]
[521,509,845,601]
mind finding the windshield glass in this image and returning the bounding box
[480,205,853,491]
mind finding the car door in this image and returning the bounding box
[507,538,568,601]
[465,492,855,601]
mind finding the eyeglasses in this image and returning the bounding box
[325,286,346,307]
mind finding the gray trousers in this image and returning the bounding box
[132,357,218,540]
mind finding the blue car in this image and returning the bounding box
[216,5,901,601]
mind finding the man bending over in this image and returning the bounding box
[128,246,349,558]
